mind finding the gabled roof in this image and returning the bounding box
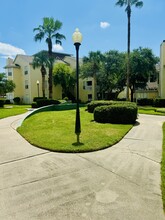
[4,51,73,69]
[4,57,20,69]
[33,50,72,65]
[14,54,33,64]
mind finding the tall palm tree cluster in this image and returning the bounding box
[33,17,66,99]
[33,1,143,100]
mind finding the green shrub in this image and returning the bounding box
[13,97,21,104]
[0,100,4,107]
[87,100,131,113]
[87,100,114,113]
[36,99,60,107]
[94,103,137,124]
[31,102,38,108]
[33,97,47,102]
[154,99,165,107]
[137,98,154,106]
[4,99,11,104]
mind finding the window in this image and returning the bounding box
[8,72,12,76]
[88,94,92,101]
[25,80,29,89]
[24,66,28,75]
[150,73,157,82]
[87,81,92,86]
[83,81,85,90]
[83,80,92,90]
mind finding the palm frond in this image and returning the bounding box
[135,1,143,8]
[53,33,66,40]
[34,32,45,42]
[115,0,127,7]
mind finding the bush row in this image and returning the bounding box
[0,100,4,107]
[32,99,60,108]
[94,102,137,124]
[87,100,133,113]
[137,98,165,107]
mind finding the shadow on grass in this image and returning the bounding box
[72,142,84,147]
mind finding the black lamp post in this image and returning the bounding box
[72,28,82,144]
[36,80,40,97]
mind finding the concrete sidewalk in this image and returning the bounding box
[0,113,165,220]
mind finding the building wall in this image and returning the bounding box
[5,55,70,104]
[6,64,23,102]
[135,90,158,100]
[79,77,96,102]
[13,68,23,98]
[159,41,165,98]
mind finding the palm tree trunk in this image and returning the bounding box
[126,3,131,101]
[48,40,53,99]
[41,65,46,98]
[48,66,53,99]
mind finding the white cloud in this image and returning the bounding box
[0,42,26,58]
[53,44,64,52]
[100,22,110,29]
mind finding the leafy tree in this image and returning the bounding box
[33,17,66,99]
[81,51,105,81]
[80,48,158,101]
[81,51,105,77]
[80,50,126,100]
[53,63,75,100]
[80,51,105,100]
[98,50,126,99]
[115,0,143,100]
[0,73,15,96]
[32,51,51,98]
[130,47,159,101]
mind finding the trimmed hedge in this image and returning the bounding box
[94,103,137,124]
[35,99,60,108]
[31,102,38,108]
[33,97,47,102]
[13,97,20,104]
[87,100,133,113]
[0,100,4,107]
[137,98,154,106]
[87,101,113,113]
[137,98,165,107]
[154,99,165,107]
[5,99,11,104]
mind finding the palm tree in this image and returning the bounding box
[32,51,50,98]
[33,17,66,99]
[115,0,143,100]
[81,51,105,99]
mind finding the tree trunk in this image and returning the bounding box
[41,65,46,98]
[126,3,131,101]
[130,88,134,102]
[48,66,53,99]
[48,39,53,99]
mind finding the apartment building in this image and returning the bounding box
[159,40,165,98]
[5,52,97,104]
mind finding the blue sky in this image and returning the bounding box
[0,0,164,72]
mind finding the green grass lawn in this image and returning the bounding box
[138,106,165,115]
[0,105,31,119]
[17,107,133,153]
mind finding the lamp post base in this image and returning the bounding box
[76,133,80,144]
